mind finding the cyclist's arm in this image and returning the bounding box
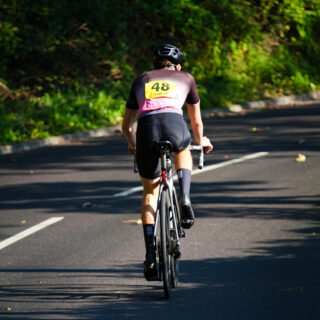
[122,108,138,154]
[186,102,213,153]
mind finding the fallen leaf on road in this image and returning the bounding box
[4,306,12,311]
[122,219,142,225]
[200,266,212,270]
[296,154,306,162]
[79,201,93,208]
[251,127,260,132]
[21,220,26,224]
[297,139,306,145]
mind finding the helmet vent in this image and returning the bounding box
[154,44,185,67]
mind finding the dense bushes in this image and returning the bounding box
[1,0,319,145]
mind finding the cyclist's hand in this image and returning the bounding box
[201,136,213,154]
[128,143,136,154]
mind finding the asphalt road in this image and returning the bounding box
[0,103,319,319]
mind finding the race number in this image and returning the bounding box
[145,80,177,99]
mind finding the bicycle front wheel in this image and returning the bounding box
[170,187,180,288]
[160,189,171,299]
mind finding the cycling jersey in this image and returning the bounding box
[126,69,200,117]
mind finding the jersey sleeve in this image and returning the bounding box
[126,79,139,110]
[185,73,200,105]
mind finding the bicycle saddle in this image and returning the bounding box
[153,140,173,153]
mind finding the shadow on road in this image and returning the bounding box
[1,249,319,319]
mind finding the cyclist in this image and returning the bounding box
[122,43,213,280]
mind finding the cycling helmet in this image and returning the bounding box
[153,43,185,67]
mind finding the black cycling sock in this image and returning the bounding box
[143,224,155,255]
[177,168,191,198]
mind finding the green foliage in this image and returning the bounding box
[0,86,125,144]
[0,0,320,145]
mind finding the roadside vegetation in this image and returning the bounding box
[1,0,319,145]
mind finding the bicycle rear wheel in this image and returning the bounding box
[160,189,171,299]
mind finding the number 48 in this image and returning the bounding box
[152,82,170,91]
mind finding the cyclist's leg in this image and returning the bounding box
[160,112,193,216]
[160,112,195,229]
[175,148,192,199]
[175,146,192,170]
[140,176,160,225]
[139,172,160,259]
[174,148,195,229]
[140,176,160,280]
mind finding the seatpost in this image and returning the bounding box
[161,154,166,171]
[159,147,167,171]
[159,151,166,182]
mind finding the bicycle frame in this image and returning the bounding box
[133,141,205,298]
[153,147,180,253]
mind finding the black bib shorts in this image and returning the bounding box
[136,112,191,179]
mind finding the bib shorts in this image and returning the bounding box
[136,112,191,179]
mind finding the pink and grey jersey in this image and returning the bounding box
[126,69,200,117]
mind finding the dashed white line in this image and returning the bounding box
[0,217,64,250]
[114,151,269,197]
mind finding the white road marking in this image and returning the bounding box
[191,151,269,176]
[0,217,64,250]
[114,151,269,197]
[114,185,144,197]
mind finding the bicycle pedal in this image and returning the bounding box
[173,247,182,259]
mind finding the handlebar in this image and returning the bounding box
[133,144,206,173]
[189,145,205,169]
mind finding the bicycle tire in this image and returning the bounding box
[160,189,171,299]
[170,187,180,288]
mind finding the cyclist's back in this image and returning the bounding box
[126,68,199,118]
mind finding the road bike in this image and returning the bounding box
[135,142,204,299]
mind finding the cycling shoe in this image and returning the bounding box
[179,194,195,229]
[143,252,158,281]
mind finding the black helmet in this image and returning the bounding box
[153,43,185,67]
